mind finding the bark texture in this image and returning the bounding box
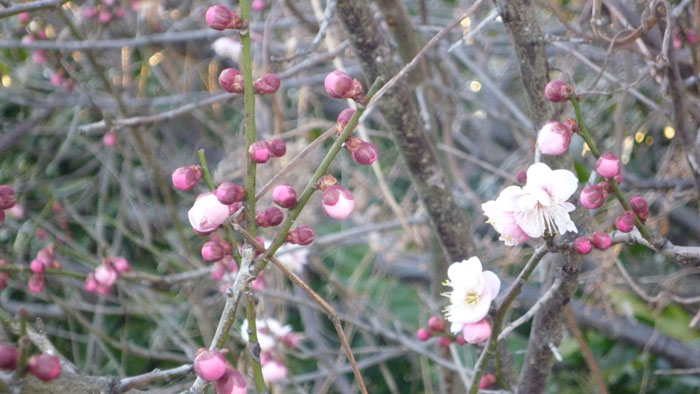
[336,0,475,262]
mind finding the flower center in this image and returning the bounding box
[464,290,480,306]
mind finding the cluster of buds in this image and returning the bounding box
[84,257,131,295]
[317,175,355,221]
[573,231,612,254]
[416,316,492,347]
[248,139,286,164]
[0,185,17,226]
[193,349,247,394]
[324,71,365,103]
[82,0,130,24]
[218,68,281,95]
[0,344,61,382]
[28,245,61,293]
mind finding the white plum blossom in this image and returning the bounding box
[443,257,501,333]
[240,318,294,352]
[482,162,578,243]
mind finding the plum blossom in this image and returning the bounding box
[482,162,578,243]
[240,318,299,352]
[443,257,500,333]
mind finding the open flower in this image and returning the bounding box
[482,163,578,243]
[443,257,500,333]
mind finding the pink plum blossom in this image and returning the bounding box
[461,318,492,344]
[193,349,227,381]
[262,360,288,383]
[215,366,247,394]
[188,192,231,233]
[322,186,354,220]
[481,186,530,246]
[443,257,500,332]
[537,121,572,156]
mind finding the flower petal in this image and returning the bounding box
[549,169,579,202]
[482,271,501,299]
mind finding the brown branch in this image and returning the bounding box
[563,306,609,394]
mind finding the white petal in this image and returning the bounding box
[450,322,464,334]
[514,207,545,237]
[525,163,553,190]
[482,271,501,299]
[549,169,579,202]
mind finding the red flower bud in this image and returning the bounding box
[216,183,246,205]
[202,241,225,262]
[253,73,281,94]
[324,70,353,99]
[416,328,432,341]
[248,141,271,163]
[336,108,356,134]
[427,316,446,333]
[590,232,611,250]
[351,141,378,165]
[27,354,61,381]
[272,184,297,208]
[268,139,286,157]
[205,5,242,31]
[219,68,244,94]
[629,196,649,222]
[616,211,636,233]
[437,336,452,348]
[286,225,314,245]
[256,206,284,227]
[0,344,19,370]
[0,185,17,210]
[574,237,592,255]
[580,184,606,210]
[172,166,203,191]
[544,80,573,102]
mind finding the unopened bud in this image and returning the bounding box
[172,166,203,191]
[254,73,281,94]
[580,184,606,210]
[345,79,365,102]
[194,348,227,382]
[216,365,248,394]
[202,241,225,262]
[248,141,271,163]
[537,121,572,156]
[256,206,284,227]
[427,316,446,333]
[219,68,244,94]
[437,336,452,348]
[268,139,286,157]
[27,354,61,381]
[324,70,353,99]
[416,328,432,341]
[216,182,246,205]
[629,196,649,222]
[544,80,574,102]
[616,211,636,233]
[479,374,497,389]
[596,152,621,178]
[590,232,611,250]
[272,184,297,208]
[205,5,242,31]
[574,237,592,255]
[286,226,314,245]
[0,344,19,370]
[0,185,17,210]
[28,272,45,293]
[103,131,117,147]
[336,108,356,134]
[351,141,378,165]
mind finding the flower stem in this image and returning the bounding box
[264,77,385,258]
[197,149,216,191]
[569,94,654,242]
[245,292,267,393]
[240,0,258,238]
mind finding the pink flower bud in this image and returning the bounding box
[537,121,572,156]
[256,206,284,227]
[544,80,573,102]
[112,257,131,273]
[268,139,286,157]
[516,170,527,184]
[172,166,203,191]
[336,108,356,133]
[219,68,245,94]
[216,365,248,394]
[613,172,624,185]
[286,225,314,245]
[351,141,378,165]
[221,255,238,272]
[98,10,112,23]
[416,328,432,341]
[28,272,45,293]
[27,354,61,382]
[103,131,117,147]
[629,196,649,222]
[95,264,117,287]
[254,73,281,94]
[83,7,98,19]
[579,184,606,209]
[574,237,592,255]
[205,5,242,31]
[325,70,353,99]
[84,273,99,292]
[194,349,227,382]
[211,262,226,280]
[202,241,225,262]
[216,182,246,205]
[596,152,621,178]
[0,344,19,370]
[479,374,497,389]
[248,141,272,163]
[590,232,611,250]
[598,180,612,194]
[252,0,265,11]
[188,192,232,234]
[462,318,491,344]
[262,360,288,383]
[272,184,297,209]
[455,335,467,345]
[322,186,354,220]
[251,272,266,291]
[616,211,636,233]
[30,259,45,273]
[437,336,452,348]
[427,316,446,333]
[0,186,16,210]
[36,245,54,266]
[18,12,31,25]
